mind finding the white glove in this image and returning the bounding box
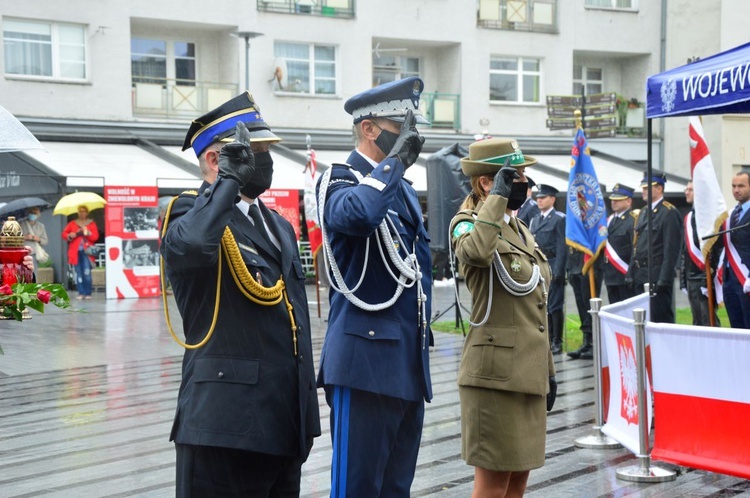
[681,287,688,295]
[744,279,750,294]
[701,287,708,297]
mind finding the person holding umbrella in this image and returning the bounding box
[61,205,99,300]
[20,207,49,265]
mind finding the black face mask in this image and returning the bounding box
[507,181,529,211]
[374,128,399,158]
[241,151,274,199]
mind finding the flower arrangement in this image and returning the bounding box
[0,281,71,321]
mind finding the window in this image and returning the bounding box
[373,55,420,87]
[573,65,603,96]
[490,56,541,103]
[584,0,636,9]
[131,38,195,85]
[274,42,337,95]
[3,19,86,79]
[257,0,355,19]
[478,0,558,33]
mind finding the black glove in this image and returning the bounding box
[547,376,557,412]
[386,109,425,169]
[218,122,255,187]
[552,275,566,286]
[488,160,520,198]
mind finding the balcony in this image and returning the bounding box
[131,78,238,120]
[477,0,558,33]
[257,0,355,18]
[421,92,461,131]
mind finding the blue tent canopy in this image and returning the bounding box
[646,41,750,119]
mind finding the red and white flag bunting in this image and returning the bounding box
[649,323,750,479]
[599,306,653,455]
[303,149,322,257]
[689,117,727,255]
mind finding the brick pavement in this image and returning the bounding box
[0,283,745,497]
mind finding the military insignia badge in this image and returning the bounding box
[510,257,522,273]
[452,221,474,238]
[510,139,519,150]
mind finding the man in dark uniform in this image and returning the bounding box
[626,172,682,323]
[566,247,603,360]
[603,184,637,304]
[722,171,750,328]
[316,77,432,497]
[680,180,721,326]
[529,184,566,354]
[516,175,540,226]
[160,92,321,496]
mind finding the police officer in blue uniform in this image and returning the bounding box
[626,172,682,323]
[516,176,540,226]
[316,77,432,497]
[161,92,321,497]
[529,185,566,354]
[604,184,637,304]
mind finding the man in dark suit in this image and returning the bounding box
[604,184,637,304]
[516,176,540,226]
[529,184,566,354]
[722,171,750,328]
[680,180,721,326]
[316,77,433,497]
[627,172,682,323]
[161,93,321,496]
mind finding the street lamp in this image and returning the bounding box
[232,31,264,91]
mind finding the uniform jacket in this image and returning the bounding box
[451,195,555,397]
[61,219,99,266]
[603,209,636,286]
[516,197,540,226]
[723,204,750,282]
[529,209,566,280]
[680,208,723,287]
[161,177,321,458]
[628,198,682,287]
[316,150,433,403]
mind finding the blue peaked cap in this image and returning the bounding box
[535,184,559,198]
[609,183,634,200]
[344,76,430,125]
[639,172,667,187]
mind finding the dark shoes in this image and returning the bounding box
[568,344,592,360]
[550,342,563,354]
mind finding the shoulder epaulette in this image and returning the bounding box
[180,189,198,197]
[662,201,675,209]
[554,211,566,218]
[331,162,352,169]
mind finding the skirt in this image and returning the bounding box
[460,385,547,472]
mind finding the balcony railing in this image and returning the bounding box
[131,78,239,119]
[257,0,355,18]
[477,0,558,33]
[421,92,461,131]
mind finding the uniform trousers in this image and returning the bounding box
[175,443,304,498]
[569,272,602,335]
[646,283,675,323]
[325,385,424,498]
[686,279,719,326]
[606,284,635,305]
[723,271,750,328]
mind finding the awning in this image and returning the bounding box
[24,142,202,190]
[163,145,310,191]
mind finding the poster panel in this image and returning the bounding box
[259,189,300,240]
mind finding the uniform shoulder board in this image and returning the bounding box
[554,211,566,218]
[180,189,198,197]
[331,162,352,169]
[662,200,676,209]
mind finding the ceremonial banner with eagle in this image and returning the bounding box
[565,127,608,275]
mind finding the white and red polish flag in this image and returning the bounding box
[303,149,322,257]
[689,117,727,257]
[599,305,653,455]
[649,323,750,479]
[599,292,651,422]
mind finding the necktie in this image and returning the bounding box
[731,204,742,227]
[249,204,273,248]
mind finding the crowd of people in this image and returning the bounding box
[10,74,743,497]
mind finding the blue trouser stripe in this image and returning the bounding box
[331,386,350,498]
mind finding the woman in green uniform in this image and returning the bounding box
[450,138,557,497]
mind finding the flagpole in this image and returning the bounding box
[306,134,322,318]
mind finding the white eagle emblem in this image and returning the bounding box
[660,78,677,114]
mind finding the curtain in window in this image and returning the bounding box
[3,21,52,76]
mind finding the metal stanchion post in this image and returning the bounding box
[616,308,676,482]
[575,298,621,449]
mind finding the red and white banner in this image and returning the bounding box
[689,117,727,256]
[649,322,750,479]
[599,305,652,455]
[303,149,322,257]
[599,292,650,421]
[104,186,160,299]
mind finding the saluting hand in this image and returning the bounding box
[218,122,256,188]
[386,109,425,169]
[489,159,520,198]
